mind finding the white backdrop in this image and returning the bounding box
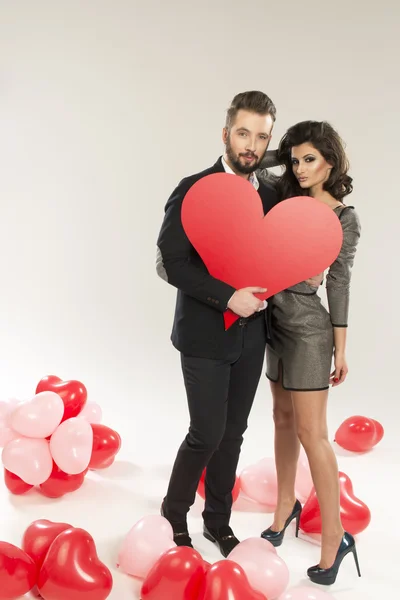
[0,2,398,599]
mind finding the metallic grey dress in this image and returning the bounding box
[265,205,361,391]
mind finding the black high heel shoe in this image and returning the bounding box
[307,531,361,585]
[260,499,302,547]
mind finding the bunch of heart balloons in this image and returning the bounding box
[117,514,290,600]
[0,375,121,497]
[0,518,112,600]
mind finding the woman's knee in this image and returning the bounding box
[272,397,295,429]
[296,423,328,448]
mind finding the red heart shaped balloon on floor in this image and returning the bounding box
[4,468,33,495]
[22,519,73,570]
[372,419,384,444]
[38,461,86,497]
[182,173,343,328]
[38,527,113,600]
[197,560,267,600]
[0,541,38,598]
[36,375,87,421]
[89,424,121,469]
[141,546,207,600]
[300,471,371,535]
[197,468,240,503]
[335,415,383,451]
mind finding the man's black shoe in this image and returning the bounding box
[160,501,193,548]
[203,524,240,557]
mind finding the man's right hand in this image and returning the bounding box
[227,287,267,318]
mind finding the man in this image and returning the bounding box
[156,91,278,557]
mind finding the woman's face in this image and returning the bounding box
[291,142,332,191]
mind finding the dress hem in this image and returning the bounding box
[266,373,330,392]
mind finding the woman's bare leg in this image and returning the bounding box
[269,372,300,530]
[292,390,344,567]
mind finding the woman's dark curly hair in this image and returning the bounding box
[277,120,353,202]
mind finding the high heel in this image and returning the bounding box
[260,499,302,547]
[307,531,361,585]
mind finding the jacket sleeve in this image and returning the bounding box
[326,208,361,327]
[156,178,237,312]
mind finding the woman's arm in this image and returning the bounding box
[326,208,361,385]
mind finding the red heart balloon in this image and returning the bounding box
[89,424,121,470]
[335,415,378,452]
[38,528,113,600]
[197,560,267,600]
[141,546,207,600]
[300,471,371,535]
[36,375,87,421]
[0,541,38,598]
[372,419,384,444]
[22,519,73,570]
[38,461,86,497]
[197,468,240,503]
[181,173,343,328]
[4,468,33,495]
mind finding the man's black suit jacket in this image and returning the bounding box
[156,157,278,359]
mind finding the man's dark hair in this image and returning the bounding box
[225,91,277,129]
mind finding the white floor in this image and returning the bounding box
[0,349,396,600]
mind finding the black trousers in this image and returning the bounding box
[163,313,267,528]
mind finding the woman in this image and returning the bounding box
[257,121,361,586]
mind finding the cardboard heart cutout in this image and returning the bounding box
[182,173,343,329]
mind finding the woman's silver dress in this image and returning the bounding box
[265,205,361,391]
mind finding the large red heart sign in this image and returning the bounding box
[181,173,343,329]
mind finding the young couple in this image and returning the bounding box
[156,90,361,586]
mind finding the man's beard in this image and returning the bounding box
[225,137,264,175]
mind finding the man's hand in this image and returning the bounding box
[227,287,266,318]
[305,272,324,288]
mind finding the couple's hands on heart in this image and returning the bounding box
[228,272,323,319]
[228,287,266,318]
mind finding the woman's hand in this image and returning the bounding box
[330,352,348,386]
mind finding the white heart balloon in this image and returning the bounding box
[0,398,22,421]
[50,417,93,474]
[2,437,53,485]
[10,392,64,439]
[0,419,20,448]
[79,402,102,424]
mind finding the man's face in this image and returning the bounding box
[223,109,274,175]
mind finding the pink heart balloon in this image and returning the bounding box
[11,392,64,439]
[229,539,289,599]
[79,402,102,424]
[2,437,53,485]
[50,417,93,474]
[240,458,278,505]
[118,515,176,579]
